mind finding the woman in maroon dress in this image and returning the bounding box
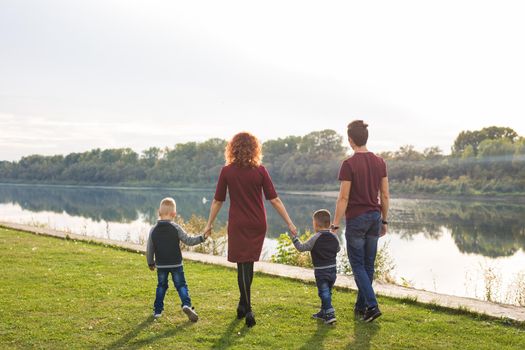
[204,132,297,327]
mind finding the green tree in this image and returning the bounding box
[141,147,162,167]
[452,126,518,156]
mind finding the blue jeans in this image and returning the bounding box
[314,267,337,313]
[345,211,381,310]
[153,266,191,313]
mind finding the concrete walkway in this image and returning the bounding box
[2,221,524,323]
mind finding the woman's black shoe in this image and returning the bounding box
[245,311,256,327]
[237,304,247,319]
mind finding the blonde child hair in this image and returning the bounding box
[159,197,176,217]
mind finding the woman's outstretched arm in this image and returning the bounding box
[205,199,224,236]
[269,197,297,236]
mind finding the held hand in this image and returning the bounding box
[149,265,155,271]
[379,224,388,237]
[203,226,212,238]
[330,223,339,234]
[288,223,297,236]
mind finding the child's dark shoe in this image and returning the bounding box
[354,307,365,320]
[312,310,324,320]
[245,311,256,328]
[182,305,199,322]
[363,306,381,323]
[324,312,336,325]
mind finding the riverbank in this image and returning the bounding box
[1,227,524,349]
[1,221,524,324]
[2,184,525,306]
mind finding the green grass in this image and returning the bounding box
[1,228,524,349]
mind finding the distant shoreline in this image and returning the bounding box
[0,181,213,192]
[279,190,525,203]
[1,182,524,203]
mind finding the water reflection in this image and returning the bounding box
[389,199,525,257]
[0,184,213,225]
[0,184,524,258]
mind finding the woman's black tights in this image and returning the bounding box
[237,262,254,311]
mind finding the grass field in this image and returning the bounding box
[1,227,524,349]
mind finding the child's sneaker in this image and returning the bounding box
[323,312,336,325]
[182,305,199,322]
[363,306,381,323]
[354,307,365,320]
[153,312,162,319]
[312,310,324,320]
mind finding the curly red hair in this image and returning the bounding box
[225,132,262,168]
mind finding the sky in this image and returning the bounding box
[1,0,525,161]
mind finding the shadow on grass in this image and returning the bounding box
[126,322,192,349]
[106,316,191,350]
[346,320,380,350]
[211,318,248,349]
[106,317,154,349]
[298,321,332,350]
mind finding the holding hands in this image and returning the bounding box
[379,222,388,237]
[288,222,297,237]
[204,225,213,239]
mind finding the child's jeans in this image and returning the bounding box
[314,267,337,314]
[153,266,191,313]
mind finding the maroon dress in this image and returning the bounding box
[214,164,278,263]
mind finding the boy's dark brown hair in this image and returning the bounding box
[313,209,331,228]
[347,120,369,146]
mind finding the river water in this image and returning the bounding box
[1,183,524,305]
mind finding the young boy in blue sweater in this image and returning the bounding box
[146,197,210,322]
[289,209,341,324]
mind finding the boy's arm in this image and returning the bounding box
[289,232,321,252]
[146,229,155,268]
[174,223,206,246]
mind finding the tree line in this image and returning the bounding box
[0,127,523,195]
[379,126,524,195]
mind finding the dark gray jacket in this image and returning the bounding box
[146,220,206,268]
[290,230,341,269]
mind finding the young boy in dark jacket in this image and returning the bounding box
[146,197,210,322]
[289,209,341,324]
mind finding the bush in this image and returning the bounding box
[270,232,313,268]
[338,241,396,283]
[510,271,525,306]
[176,215,228,256]
[271,232,396,283]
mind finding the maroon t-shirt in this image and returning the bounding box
[338,152,387,220]
[214,163,278,262]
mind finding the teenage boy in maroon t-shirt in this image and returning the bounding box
[331,120,390,323]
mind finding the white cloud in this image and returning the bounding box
[1,0,524,161]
